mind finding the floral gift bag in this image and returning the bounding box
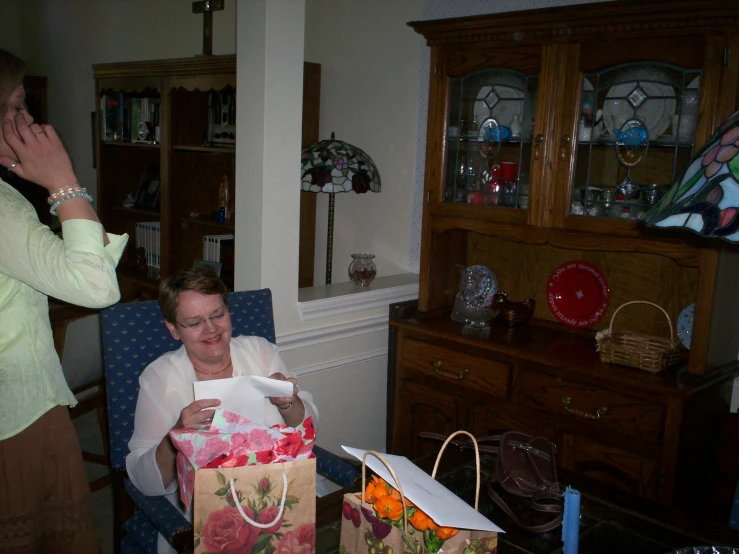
[193,457,316,554]
[340,434,502,554]
[169,409,317,553]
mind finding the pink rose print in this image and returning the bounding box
[276,523,315,554]
[222,410,245,424]
[246,428,276,450]
[258,477,271,494]
[201,505,259,553]
[196,436,229,468]
[256,505,284,534]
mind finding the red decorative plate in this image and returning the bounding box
[547,261,610,328]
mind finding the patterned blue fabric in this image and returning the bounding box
[315,445,360,486]
[102,289,275,552]
[125,478,191,546]
[120,534,147,554]
[121,509,159,554]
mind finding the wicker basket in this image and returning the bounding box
[595,301,681,373]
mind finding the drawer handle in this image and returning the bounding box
[562,396,608,420]
[433,360,469,380]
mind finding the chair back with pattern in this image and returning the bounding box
[102,289,275,471]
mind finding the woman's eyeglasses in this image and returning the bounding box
[176,308,231,331]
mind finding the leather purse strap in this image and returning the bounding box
[420,431,563,533]
[486,477,563,533]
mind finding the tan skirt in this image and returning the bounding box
[0,405,100,554]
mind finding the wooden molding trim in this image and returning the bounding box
[409,1,739,46]
[93,54,236,79]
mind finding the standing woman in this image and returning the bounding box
[0,50,127,553]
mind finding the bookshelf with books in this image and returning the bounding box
[94,56,320,301]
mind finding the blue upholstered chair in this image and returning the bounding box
[102,289,359,554]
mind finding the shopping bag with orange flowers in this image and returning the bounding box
[170,409,317,554]
[339,432,503,554]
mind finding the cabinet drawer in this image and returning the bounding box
[561,433,659,500]
[401,338,509,397]
[518,369,664,444]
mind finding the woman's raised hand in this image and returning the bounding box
[267,372,298,409]
[172,398,221,430]
[0,113,78,192]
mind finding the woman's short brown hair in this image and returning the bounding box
[0,50,26,116]
[158,266,229,323]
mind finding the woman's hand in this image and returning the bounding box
[267,372,298,410]
[172,398,221,430]
[0,113,78,192]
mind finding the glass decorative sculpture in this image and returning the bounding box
[644,109,739,241]
[450,264,499,328]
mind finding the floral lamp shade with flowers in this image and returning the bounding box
[644,109,739,240]
[301,132,381,284]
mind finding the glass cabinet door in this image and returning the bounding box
[571,63,701,221]
[445,69,538,211]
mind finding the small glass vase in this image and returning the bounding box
[348,253,377,286]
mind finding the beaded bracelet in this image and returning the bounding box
[48,185,85,205]
[49,190,93,216]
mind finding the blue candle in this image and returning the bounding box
[562,486,580,554]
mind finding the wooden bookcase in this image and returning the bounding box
[93,56,320,301]
[388,0,739,516]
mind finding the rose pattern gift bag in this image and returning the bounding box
[193,458,316,554]
[169,409,317,553]
[340,432,500,554]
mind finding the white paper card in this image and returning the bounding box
[193,376,293,424]
[342,446,505,533]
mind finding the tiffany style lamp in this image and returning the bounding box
[644,109,739,241]
[301,133,381,284]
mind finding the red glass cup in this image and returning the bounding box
[500,162,518,179]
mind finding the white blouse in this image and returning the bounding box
[125,335,318,553]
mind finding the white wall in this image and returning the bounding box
[305,0,422,285]
[11,0,236,205]
[0,0,23,57]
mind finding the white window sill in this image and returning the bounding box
[297,273,419,320]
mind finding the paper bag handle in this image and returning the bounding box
[362,450,408,532]
[431,430,480,511]
[230,472,288,528]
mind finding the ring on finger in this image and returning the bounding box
[8,162,16,171]
[34,131,45,137]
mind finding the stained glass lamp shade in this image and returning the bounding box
[645,109,739,241]
[301,133,381,284]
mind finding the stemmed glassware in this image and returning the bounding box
[615,118,649,215]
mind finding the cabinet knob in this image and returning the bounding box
[562,396,608,419]
[534,134,544,160]
[560,134,571,160]
[433,360,469,380]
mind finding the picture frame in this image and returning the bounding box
[135,164,161,210]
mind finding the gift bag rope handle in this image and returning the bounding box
[608,300,675,343]
[230,472,288,528]
[362,450,409,532]
[430,430,480,511]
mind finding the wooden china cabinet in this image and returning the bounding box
[388,0,739,514]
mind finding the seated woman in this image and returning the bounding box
[126,266,317,553]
